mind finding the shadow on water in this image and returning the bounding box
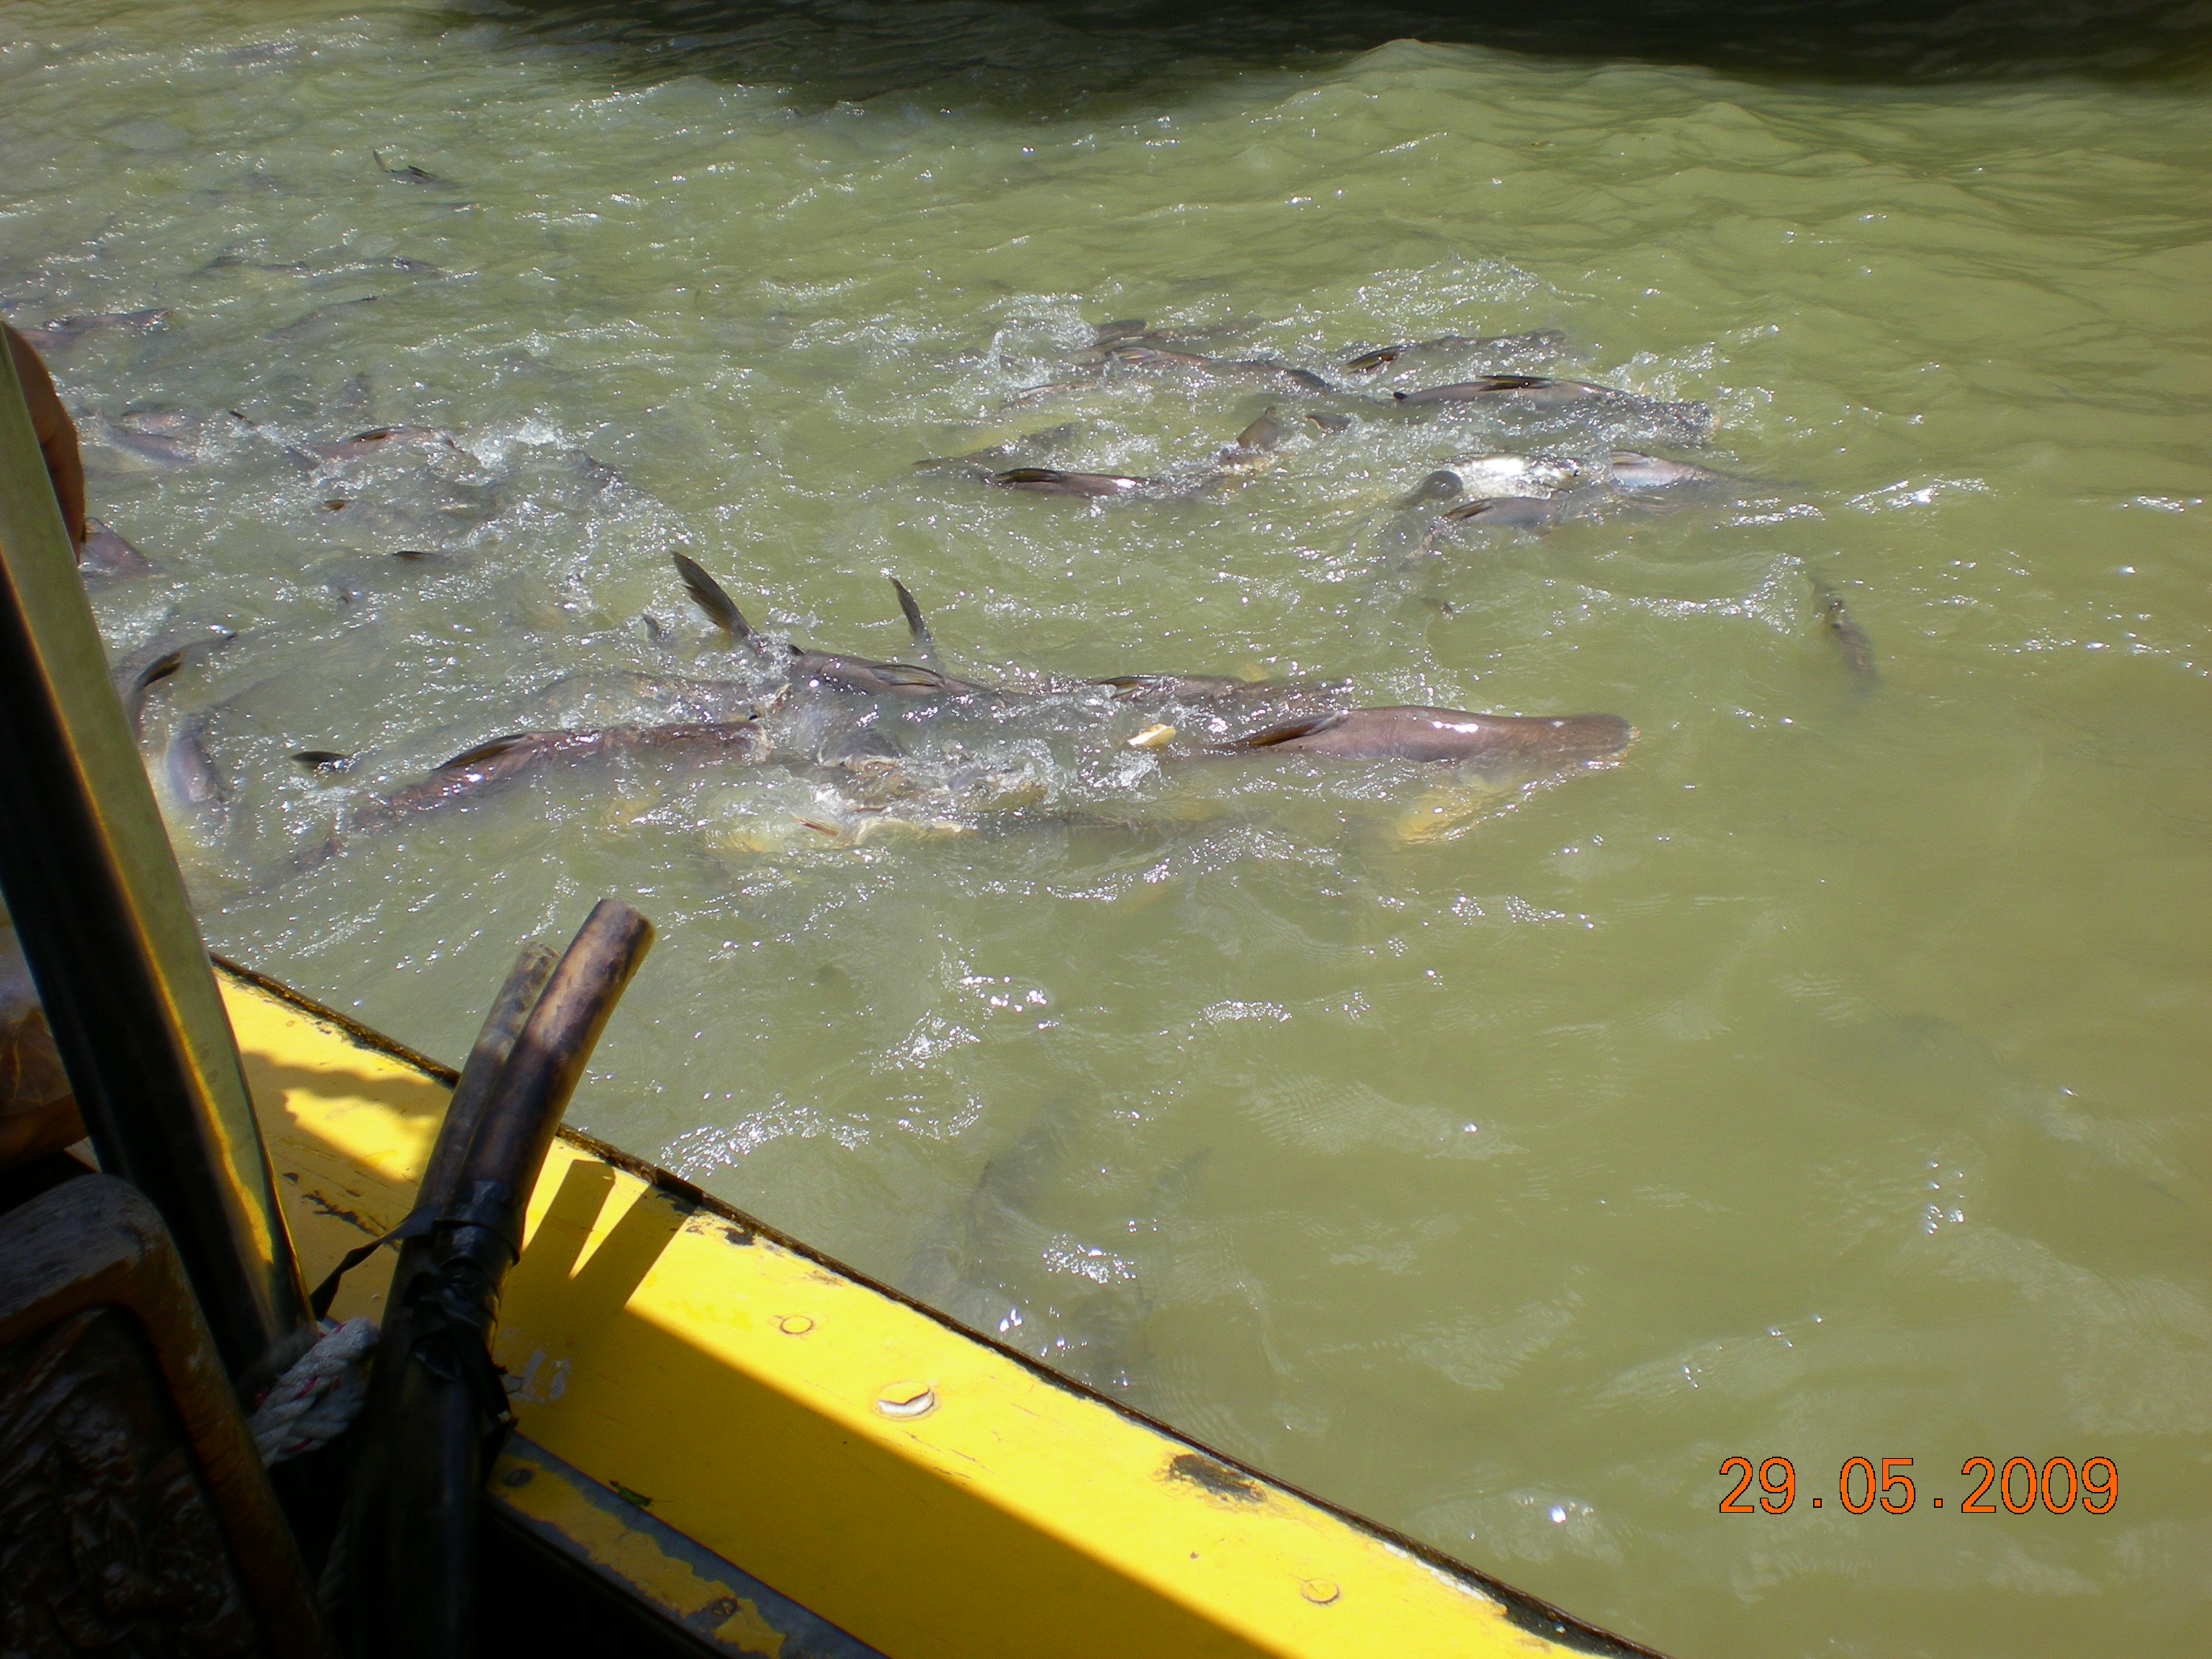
[471,0,2212,111]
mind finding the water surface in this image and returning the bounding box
[4,3,2209,1654]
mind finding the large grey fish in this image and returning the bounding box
[373,151,451,187]
[1398,469,1466,508]
[1442,495,1575,532]
[1372,472,1467,567]
[987,467,1151,498]
[912,423,1080,477]
[161,716,228,825]
[83,408,225,469]
[1603,451,1732,491]
[673,554,997,701]
[78,518,156,577]
[1094,674,1352,716]
[1210,410,1283,472]
[11,309,171,353]
[1445,453,1591,498]
[1212,706,1637,770]
[266,295,381,343]
[1342,331,1566,374]
[1395,376,1712,439]
[301,425,459,464]
[1105,344,1334,394]
[112,631,233,738]
[1811,577,1879,688]
[1076,318,1257,359]
[363,720,769,824]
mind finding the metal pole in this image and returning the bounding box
[0,336,313,1393]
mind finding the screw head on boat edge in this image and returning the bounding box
[1300,1578,1341,1606]
[876,1380,937,1419]
[777,1314,815,1335]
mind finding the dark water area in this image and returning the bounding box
[491,0,2212,100]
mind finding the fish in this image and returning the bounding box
[1397,470,1465,509]
[1105,345,1334,394]
[889,576,936,665]
[1094,673,1252,701]
[1306,411,1354,435]
[78,519,156,577]
[1216,706,1637,772]
[161,717,228,823]
[1342,331,1566,374]
[374,152,450,186]
[988,467,1150,498]
[1374,475,1465,567]
[999,368,1105,409]
[912,423,1079,477]
[302,425,458,464]
[1812,579,1879,687]
[1446,452,1590,498]
[1395,377,1713,438]
[11,309,171,353]
[265,295,380,343]
[1212,410,1283,472]
[1093,675,1349,713]
[1442,495,1573,531]
[86,413,202,467]
[1077,318,1256,359]
[346,719,772,835]
[671,554,994,701]
[1603,451,1730,491]
[112,631,233,738]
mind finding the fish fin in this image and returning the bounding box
[889,575,937,662]
[1393,783,1506,847]
[1233,711,1348,750]
[871,664,951,690]
[436,733,536,773]
[130,647,187,697]
[1235,410,1282,453]
[670,552,754,642]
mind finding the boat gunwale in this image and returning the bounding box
[217,953,1667,1659]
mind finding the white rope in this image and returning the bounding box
[249,1316,377,1465]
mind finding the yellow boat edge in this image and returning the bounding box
[218,958,1663,1659]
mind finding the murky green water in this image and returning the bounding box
[7,1,2210,1652]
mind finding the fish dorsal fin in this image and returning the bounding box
[1235,410,1282,452]
[131,647,188,696]
[870,663,950,690]
[671,553,754,643]
[889,575,936,663]
[436,733,537,773]
[1480,375,1550,390]
[1235,711,1349,750]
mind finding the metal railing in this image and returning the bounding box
[0,338,312,1393]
